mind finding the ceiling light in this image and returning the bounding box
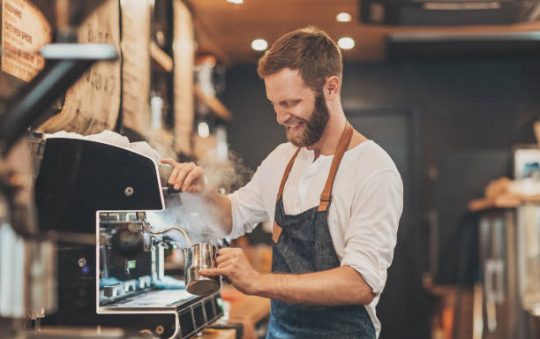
[336,12,352,23]
[251,39,268,52]
[227,0,244,4]
[337,37,355,50]
[197,121,210,138]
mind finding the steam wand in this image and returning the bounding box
[140,218,192,248]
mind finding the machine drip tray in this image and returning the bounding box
[102,289,196,310]
[98,289,224,338]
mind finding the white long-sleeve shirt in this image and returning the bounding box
[227,140,403,336]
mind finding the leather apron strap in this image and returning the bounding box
[273,147,301,243]
[318,122,353,212]
[276,147,302,202]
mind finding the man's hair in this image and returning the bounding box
[257,26,343,92]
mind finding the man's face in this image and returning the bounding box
[264,68,329,147]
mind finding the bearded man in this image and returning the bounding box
[162,27,403,339]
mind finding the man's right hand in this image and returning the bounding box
[160,158,206,193]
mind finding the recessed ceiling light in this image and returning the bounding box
[337,37,355,50]
[227,0,244,4]
[197,121,210,138]
[336,12,352,23]
[251,38,268,51]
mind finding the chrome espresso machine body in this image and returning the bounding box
[34,136,224,338]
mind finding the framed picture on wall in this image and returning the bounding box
[514,145,540,180]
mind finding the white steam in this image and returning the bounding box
[146,151,253,247]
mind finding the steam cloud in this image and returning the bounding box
[146,151,254,246]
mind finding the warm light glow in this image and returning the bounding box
[336,12,352,22]
[251,38,268,51]
[197,121,210,138]
[227,0,244,4]
[337,37,355,50]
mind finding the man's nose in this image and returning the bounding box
[275,106,290,125]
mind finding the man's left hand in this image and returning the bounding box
[199,247,261,295]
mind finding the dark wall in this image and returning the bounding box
[224,59,540,168]
[221,59,540,339]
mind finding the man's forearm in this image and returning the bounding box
[254,266,375,305]
[202,191,233,234]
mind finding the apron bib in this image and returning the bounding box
[267,123,376,339]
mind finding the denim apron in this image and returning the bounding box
[266,123,376,339]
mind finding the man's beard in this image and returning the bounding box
[285,93,329,147]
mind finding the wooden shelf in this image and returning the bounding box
[194,84,232,121]
[468,195,540,212]
[150,41,173,73]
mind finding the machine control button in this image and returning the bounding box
[155,325,165,335]
[124,186,134,197]
[78,257,87,267]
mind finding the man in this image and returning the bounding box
[162,27,403,338]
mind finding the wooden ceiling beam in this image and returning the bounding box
[184,0,233,66]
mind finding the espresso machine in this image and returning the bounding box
[1,1,226,337]
[0,2,118,337]
[32,135,225,338]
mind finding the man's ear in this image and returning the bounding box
[324,76,340,100]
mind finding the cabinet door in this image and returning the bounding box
[479,212,509,339]
[348,108,420,339]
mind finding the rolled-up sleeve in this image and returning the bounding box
[226,154,276,239]
[340,170,403,295]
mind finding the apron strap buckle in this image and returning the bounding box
[318,193,332,212]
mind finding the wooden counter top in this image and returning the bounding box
[196,328,237,339]
[222,285,271,339]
